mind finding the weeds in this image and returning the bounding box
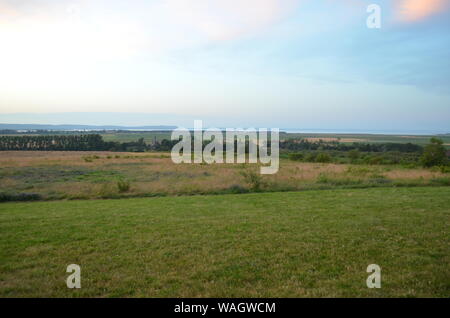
[240,169,265,191]
[117,179,131,193]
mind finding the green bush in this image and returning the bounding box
[368,156,383,165]
[315,153,332,163]
[348,150,360,163]
[240,169,265,191]
[288,153,304,161]
[316,173,329,184]
[227,184,250,194]
[117,180,131,193]
[421,138,447,167]
[440,166,450,173]
[0,192,42,202]
[430,177,450,186]
[304,153,316,162]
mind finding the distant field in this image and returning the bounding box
[0,187,448,297]
[1,151,449,201]
[101,131,172,143]
[282,133,450,146]
[3,131,449,147]
[98,131,450,146]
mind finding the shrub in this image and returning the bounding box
[240,169,265,191]
[421,138,447,167]
[227,184,250,194]
[430,177,450,186]
[368,156,383,165]
[368,175,392,185]
[304,153,316,162]
[440,166,450,173]
[117,180,130,193]
[348,150,360,163]
[288,153,304,161]
[0,192,42,202]
[315,153,331,163]
[316,173,329,184]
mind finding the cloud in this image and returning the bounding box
[163,0,299,42]
[395,0,449,22]
[0,0,302,58]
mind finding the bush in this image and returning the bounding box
[430,177,450,186]
[315,153,331,163]
[440,166,450,173]
[316,173,329,184]
[304,153,316,162]
[227,184,250,194]
[117,180,130,193]
[240,169,265,191]
[288,153,304,161]
[421,138,447,167]
[368,156,383,165]
[0,192,42,202]
[348,150,360,163]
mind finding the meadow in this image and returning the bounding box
[0,143,448,298]
[0,187,448,297]
[0,151,449,201]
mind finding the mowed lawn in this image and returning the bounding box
[0,187,449,297]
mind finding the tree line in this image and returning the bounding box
[280,139,423,153]
[0,133,426,154]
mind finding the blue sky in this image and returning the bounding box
[0,0,449,131]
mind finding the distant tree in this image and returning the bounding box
[348,149,360,163]
[315,153,331,163]
[421,138,447,167]
[288,153,304,161]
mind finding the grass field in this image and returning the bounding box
[1,151,449,201]
[0,187,449,297]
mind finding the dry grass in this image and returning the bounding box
[0,151,448,200]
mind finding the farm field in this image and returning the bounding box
[0,151,449,201]
[3,131,449,147]
[283,133,450,146]
[0,187,449,297]
[99,131,450,146]
[98,132,450,147]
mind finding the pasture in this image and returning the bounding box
[0,187,449,297]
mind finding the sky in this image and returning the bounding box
[0,0,449,131]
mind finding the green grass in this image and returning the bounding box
[101,131,172,143]
[0,187,449,297]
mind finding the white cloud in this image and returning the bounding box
[395,0,449,23]
[162,0,299,42]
